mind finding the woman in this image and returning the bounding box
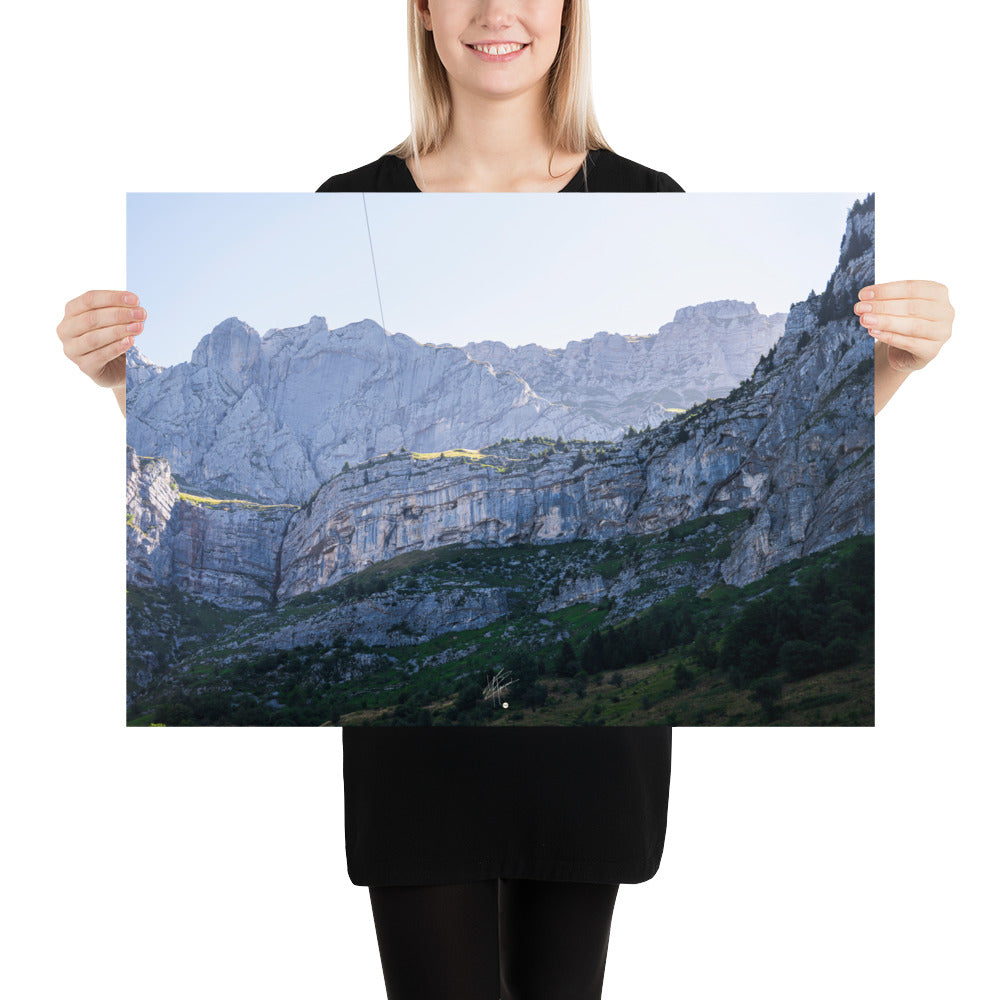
[56,2,953,997]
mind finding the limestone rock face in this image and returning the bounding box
[276,444,647,600]
[126,302,784,504]
[248,587,511,655]
[190,316,261,390]
[126,448,294,609]
[124,345,164,388]
[462,300,786,432]
[126,449,179,588]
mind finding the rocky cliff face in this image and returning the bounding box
[126,302,784,504]
[245,585,511,654]
[275,442,646,600]
[126,448,295,609]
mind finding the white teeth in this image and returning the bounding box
[472,43,526,55]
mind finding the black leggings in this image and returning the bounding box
[368,878,620,1000]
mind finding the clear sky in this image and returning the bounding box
[127,192,867,367]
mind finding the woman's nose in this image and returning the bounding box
[477,0,516,31]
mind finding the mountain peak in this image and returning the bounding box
[210,316,258,339]
[671,300,760,324]
[191,316,261,375]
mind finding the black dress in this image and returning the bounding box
[317,148,683,887]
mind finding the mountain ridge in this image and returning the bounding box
[126,300,786,503]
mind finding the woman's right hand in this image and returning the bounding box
[57,290,146,390]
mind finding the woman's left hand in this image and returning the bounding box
[854,280,954,372]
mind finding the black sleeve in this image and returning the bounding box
[315,159,382,192]
[583,150,683,193]
[657,171,684,193]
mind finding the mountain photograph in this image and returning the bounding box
[125,192,874,726]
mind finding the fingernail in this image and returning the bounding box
[123,293,138,306]
[856,303,872,313]
[126,322,143,333]
[859,288,874,300]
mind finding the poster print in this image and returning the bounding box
[126,192,874,727]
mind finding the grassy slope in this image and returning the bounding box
[126,520,874,727]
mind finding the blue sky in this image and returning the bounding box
[127,192,867,367]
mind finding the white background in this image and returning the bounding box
[3,2,996,998]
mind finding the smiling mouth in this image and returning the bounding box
[466,42,529,56]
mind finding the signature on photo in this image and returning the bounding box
[483,668,514,709]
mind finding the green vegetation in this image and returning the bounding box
[127,521,873,727]
[126,586,247,703]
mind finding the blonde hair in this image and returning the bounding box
[386,0,611,174]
